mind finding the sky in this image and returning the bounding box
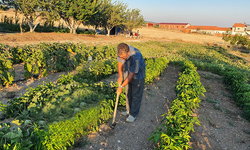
[118,0,250,27]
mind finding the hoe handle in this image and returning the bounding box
[112,93,119,124]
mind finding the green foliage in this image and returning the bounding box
[0,42,118,86]
[0,122,47,150]
[2,40,250,149]
[58,0,99,34]
[145,57,169,84]
[124,8,145,31]
[0,45,14,86]
[11,0,60,32]
[0,5,9,10]
[2,79,118,149]
[222,34,250,49]
[102,0,128,36]
[77,58,118,82]
[149,61,206,150]
[222,68,250,119]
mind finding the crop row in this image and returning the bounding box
[170,57,250,122]
[0,43,117,86]
[222,69,250,120]
[149,60,206,149]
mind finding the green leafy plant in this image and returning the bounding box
[149,61,206,150]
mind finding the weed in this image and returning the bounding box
[205,96,219,104]
[220,92,233,98]
[205,84,212,91]
[228,122,234,127]
[214,105,223,112]
[224,109,232,114]
[242,129,250,135]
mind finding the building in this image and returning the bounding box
[158,23,191,30]
[185,26,231,35]
[145,21,157,27]
[232,23,247,32]
[245,25,250,37]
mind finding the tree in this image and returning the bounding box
[102,0,127,37]
[85,0,104,34]
[58,0,98,34]
[124,8,144,36]
[11,0,60,33]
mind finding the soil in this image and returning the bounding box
[0,26,250,150]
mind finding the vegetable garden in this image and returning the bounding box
[0,41,250,149]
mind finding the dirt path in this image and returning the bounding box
[0,27,229,47]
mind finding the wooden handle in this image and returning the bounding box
[112,93,119,124]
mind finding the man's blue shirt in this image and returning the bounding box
[117,45,145,80]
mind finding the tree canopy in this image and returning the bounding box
[1,0,145,35]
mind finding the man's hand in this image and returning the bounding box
[116,86,123,95]
[117,77,123,85]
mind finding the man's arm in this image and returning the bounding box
[117,62,124,85]
[117,72,134,95]
[121,72,134,87]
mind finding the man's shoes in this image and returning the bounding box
[126,115,136,123]
[121,111,129,116]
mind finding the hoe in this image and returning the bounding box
[110,93,119,129]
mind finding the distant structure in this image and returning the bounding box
[232,23,246,33]
[145,21,157,27]
[158,23,191,30]
[185,26,231,35]
[246,24,250,36]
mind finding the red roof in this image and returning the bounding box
[217,27,232,31]
[186,26,231,31]
[232,23,246,27]
[158,23,189,25]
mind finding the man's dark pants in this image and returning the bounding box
[125,78,144,117]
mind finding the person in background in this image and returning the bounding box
[126,30,130,37]
[137,30,140,38]
[130,31,133,38]
[134,32,138,39]
[116,43,145,123]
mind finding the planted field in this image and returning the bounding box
[0,41,250,150]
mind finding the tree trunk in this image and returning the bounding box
[106,27,110,37]
[115,27,117,37]
[20,23,22,35]
[73,28,76,34]
[95,26,98,35]
[28,21,39,33]
[28,22,33,32]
